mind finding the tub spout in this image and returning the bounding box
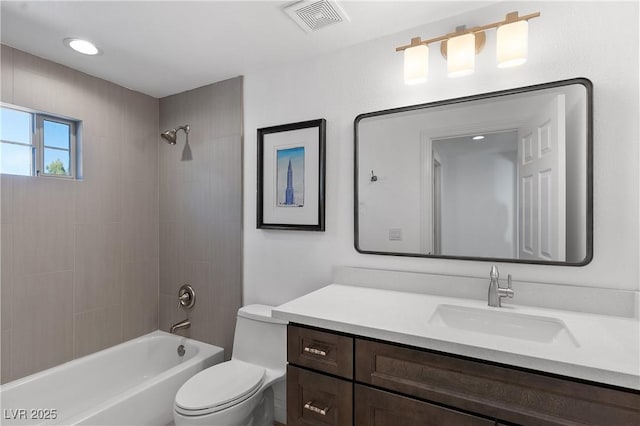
[170,318,191,334]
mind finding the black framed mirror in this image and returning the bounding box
[354,78,592,266]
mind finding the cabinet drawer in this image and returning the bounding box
[288,325,353,379]
[287,365,353,426]
[356,339,640,426]
[355,384,494,426]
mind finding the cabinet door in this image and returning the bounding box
[355,384,495,426]
[287,365,352,426]
[356,338,640,426]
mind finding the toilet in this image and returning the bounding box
[173,304,287,426]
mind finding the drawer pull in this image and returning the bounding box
[304,401,330,416]
[304,346,327,356]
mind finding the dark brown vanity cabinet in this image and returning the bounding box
[287,324,640,426]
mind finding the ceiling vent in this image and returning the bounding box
[284,0,350,33]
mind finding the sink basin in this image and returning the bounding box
[428,304,579,347]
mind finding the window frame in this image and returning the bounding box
[36,114,77,179]
[0,103,79,179]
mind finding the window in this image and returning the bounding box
[0,104,79,178]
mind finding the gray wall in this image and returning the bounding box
[1,45,159,383]
[158,77,243,359]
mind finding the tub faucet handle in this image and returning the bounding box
[177,284,196,310]
[177,292,189,308]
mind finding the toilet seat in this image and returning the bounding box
[175,360,266,417]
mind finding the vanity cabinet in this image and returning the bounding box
[286,324,640,426]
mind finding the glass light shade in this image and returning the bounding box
[447,33,475,77]
[497,20,528,68]
[403,45,429,85]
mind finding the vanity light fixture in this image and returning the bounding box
[472,135,485,141]
[396,11,539,84]
[63,38,101,55]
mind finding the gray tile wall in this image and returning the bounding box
[0,45,159,383]
[158,78,243,359]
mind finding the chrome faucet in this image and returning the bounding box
[488,265,514,307]
[170,318,191,334]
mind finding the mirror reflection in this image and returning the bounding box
[355,79,592,265]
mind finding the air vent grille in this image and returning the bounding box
[284,0,350,33]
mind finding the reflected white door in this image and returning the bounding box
[517,95,566,261]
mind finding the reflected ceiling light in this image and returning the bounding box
[396,11,539,84]
[64,38,101,55]
[472,135,485,141]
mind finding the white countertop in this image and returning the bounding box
[273,284,640,390]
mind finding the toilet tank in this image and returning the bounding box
[231,304,287,371]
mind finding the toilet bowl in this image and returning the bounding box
[173,305,287,426]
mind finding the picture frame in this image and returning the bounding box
[257,119,326,231]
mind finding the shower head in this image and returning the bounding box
[160,125,190,145]
[160,129,177,144]
[161,124,192,161]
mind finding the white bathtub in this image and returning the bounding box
[0,331,224,426]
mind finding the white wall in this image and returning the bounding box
[243,1,639,306]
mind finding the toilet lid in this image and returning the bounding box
[175,360,265,416]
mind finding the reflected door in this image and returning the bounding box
[517,95,566,261]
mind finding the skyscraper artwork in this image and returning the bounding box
[276,146,305,207]
[285,158,295,205]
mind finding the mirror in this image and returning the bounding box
[355,79,592,265]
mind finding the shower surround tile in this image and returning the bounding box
[1,225,13,331]
[12,175,76,277]
[74,136,122,224]
[1,45,14,102]
[158,77,243,358]
[1,329,11,383]
[12,47,86,119]
[11,271,74,380]
[122,260,158,341]
[74,305,123,358]
[1,175,13,224]
[159,220,184,295]
[74,222,122,313]
[0,45,159,381]
[159,293,184,337]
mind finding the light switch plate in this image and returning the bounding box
[389,228,402,241]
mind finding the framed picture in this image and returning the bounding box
[257,119,326,231]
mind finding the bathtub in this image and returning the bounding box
[0,330,224,426]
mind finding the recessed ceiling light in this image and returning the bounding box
[63,38,101,55]
[472,135,485,141]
